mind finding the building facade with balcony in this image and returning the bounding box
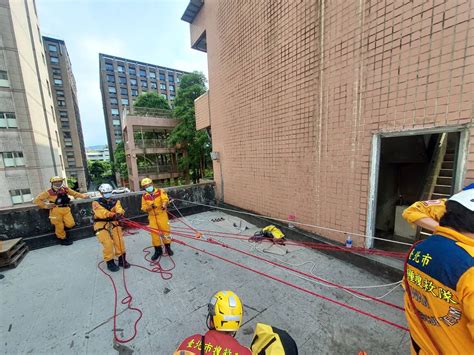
[122,106,182,191]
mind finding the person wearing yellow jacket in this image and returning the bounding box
[140,178,173,260]
[403,188,474,354]
[93,183,130,272]
[33,176,88,245]
[402,183,474,232]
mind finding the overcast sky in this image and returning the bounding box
[37,0,208,147]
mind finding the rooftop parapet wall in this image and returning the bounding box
[0,183,216,247]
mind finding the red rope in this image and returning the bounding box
[97,261,143,343]
[176,232,405,312]
[173,237,409,332]
[170,225,407,259]
[122,217,405,311]
[97,219,176,344]
[121,217,408,331]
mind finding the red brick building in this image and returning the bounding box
[182,0,474,248]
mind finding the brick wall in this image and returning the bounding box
[195,91,211,130]
[193,0,473,246]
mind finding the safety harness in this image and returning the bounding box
[93,198,120,233]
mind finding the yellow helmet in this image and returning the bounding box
[208,291,243,332]
[141,177,152,187]
[50,176,64,183]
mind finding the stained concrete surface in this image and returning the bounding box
[1,211,410,354]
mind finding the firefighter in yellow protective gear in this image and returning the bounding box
[175,291,251,355]
[402,183,474,233]
[92,183,130,272]
[33,176,88,245]
[403,189,474,354]
[140,177,173,260]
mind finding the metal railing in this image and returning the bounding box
[137,165,173,175]
[125,106,173,118]
[135,139,169,149]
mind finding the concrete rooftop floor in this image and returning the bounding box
[1,211,410,354]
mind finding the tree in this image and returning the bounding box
[87,160,113,186]
[168,72,211,184]
[114,142,128,180]
[133,92,170,110]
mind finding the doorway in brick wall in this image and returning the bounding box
[365,127,469,250]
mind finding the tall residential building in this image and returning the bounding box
[99,54,188,162]
[0,0,65,209]
[183,1,474,248]
[43,37,88,192]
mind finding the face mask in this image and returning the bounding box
[145,186,154,193]
[103,193,112,199]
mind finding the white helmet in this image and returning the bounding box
[98,183,113,195]
[449,189,474,212]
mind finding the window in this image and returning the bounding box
[108,86,116,94]
[141,81,147,88]
[120,88,128,95]
[112,119,121,126]
[160,83,166,90]
[117,65,125,73]
[59,111,68,118]
[48,44,57,52]
[110,98,118,105]
[50,56,59,64]
[67,161,76,168]
[2,152,25,167]
[139,69,146,77]
[168,74,174,82]
[121,98,129,105]
[10,189,32,204]
[54,79,63,86]
[149,71,156,79]
[0,70,9,87]
[46,80,51,97]
[131,89,138,96]
[56,90,64,97]
[130,78,137,86]
[176,75,181,83]
[115,139,122,144]
[52,68,61,76]
[119,77,127,85]
[114,130,122,137]
[57,99,66,107]
[150,82,157,89]
[61,120,69,129]
[170,95,175,100]
[64,138,73,147]
[50,106,56,122]
[64,131,71,139]
[159,72,165,81]
[161,94,167,100]
[129,66,136,75]
[0,112,17,128]
[105,62,114,71]
[169,85,175,92]
[111,108,119,116]
[107,75,115,83]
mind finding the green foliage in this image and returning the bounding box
[87,160,113,185]
[133,92,170,109]
[113,142,128,179]
[168,72,212,183]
